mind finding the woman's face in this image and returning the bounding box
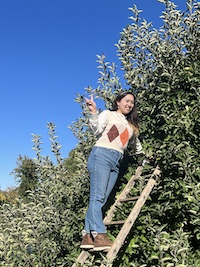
[117,94,134,115]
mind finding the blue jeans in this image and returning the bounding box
[84,146,123,233]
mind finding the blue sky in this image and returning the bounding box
[0,0,187,190]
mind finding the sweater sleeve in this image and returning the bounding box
[135,137,144,155]
[130,136,144,155]
[89,110,109,135]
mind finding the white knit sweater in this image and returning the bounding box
[89,110,143,154]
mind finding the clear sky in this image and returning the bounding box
[0,0,187,190]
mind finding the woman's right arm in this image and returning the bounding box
[85,95,109,135]
[89,110,109,135]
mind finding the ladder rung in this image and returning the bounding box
[140,173,152,179]
[120,196,139,202]
[105,220,125,225]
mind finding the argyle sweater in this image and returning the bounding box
[89,110,143,154]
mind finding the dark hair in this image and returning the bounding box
[112,91,140,133]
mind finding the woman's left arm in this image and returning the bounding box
[135,138,155,166]
[135,138,144,155]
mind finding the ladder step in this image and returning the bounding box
[105,196,140,225]
[120,196,139,202]
[140,173,152,179]
[105,220,125,225]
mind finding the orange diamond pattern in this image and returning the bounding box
[120,128,129,147]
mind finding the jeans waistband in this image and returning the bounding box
[93,146,123,159]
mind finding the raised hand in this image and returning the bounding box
[85,95,97,114]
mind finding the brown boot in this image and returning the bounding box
[80,233,94,249]
[93,233,113,251]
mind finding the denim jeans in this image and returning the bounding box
[84,146,123,233]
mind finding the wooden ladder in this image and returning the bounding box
[72,165,161,267]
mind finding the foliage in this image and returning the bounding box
[0,1,199,266]
[0,123,89,266]
[0,187,18,205]
[12,155,38,201]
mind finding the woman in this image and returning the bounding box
[80,91,144,251]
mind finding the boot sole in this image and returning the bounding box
[93,246,111,252]
[80,245,94,249]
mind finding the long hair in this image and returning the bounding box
[112,91,140,136]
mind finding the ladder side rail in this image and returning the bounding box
[72,251,90,267]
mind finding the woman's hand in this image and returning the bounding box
[85,95,97,114]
